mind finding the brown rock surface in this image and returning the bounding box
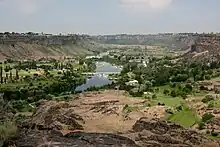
[126,117,220,147]
[27,90,158,133]
[8,90,220,147]
[12,129,139,147]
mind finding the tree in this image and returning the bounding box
[9,71,12,81]
[0,66,3,84]
[15,69,19,80]
[190,67,201,81]
[170,90,177,97]
[163,89,170,95]
[144,80,153,91]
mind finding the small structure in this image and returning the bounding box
[126,80,139,87]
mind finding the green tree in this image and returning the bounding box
[15,69,19,80]
[0,66,3,84]
[170,90,177,97]
[163,89,170,95]
[9,71,12,81]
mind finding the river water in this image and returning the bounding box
[75,62,121,92]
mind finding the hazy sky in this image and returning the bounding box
[0,0,219,35]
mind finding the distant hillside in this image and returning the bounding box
[0,33,105,60]
[92,34,194,50]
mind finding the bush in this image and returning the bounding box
[152,94,157,99]
[202,113,214,122]
[202,95,215,103]
[163,89,170,95]
[208,102,214,108]
[176,105,182,111]
[170,90,177,97]
[29,82,33,87]
[46,94,54,100]
[198,121,205,130]
[211,132,219,137]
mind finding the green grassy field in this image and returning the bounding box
[167,109,199,128]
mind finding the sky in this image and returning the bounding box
[0,0,220,35]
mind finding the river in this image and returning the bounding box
[75,61,121,92]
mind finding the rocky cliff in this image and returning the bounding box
[182,34,220,62]
[0,34,103,60]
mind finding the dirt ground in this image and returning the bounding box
[31,90,166,134]
[71,90,166,133]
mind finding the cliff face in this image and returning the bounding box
[183,35,220,62]
[92,34,194,50]
[0,34,101,60]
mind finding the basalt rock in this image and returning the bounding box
[126,117,220,147]
[9,129,139,147]
[26,101,85,131]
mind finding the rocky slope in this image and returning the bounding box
[0,34,104,60]
[5,91,220,147]
[182,34,220,62]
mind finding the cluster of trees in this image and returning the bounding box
[118,57,220,89]
[0,59,98,112]
[1,70,86,111]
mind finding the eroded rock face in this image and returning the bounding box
[26,101,84,131]
[126,117,219,147]
[11,129,139,147]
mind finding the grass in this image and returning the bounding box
[123,104,139,113]
[0,122,17,146]
[150,92,184,107]
[208,135,220,140]
[167,108,199,128]
[212,99,220,108]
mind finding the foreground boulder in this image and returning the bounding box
[126,117,220,147]
[9,129,139,147]
[26,101,85,131]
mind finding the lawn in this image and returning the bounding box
[150,91,184,107]
[167,109,199,128]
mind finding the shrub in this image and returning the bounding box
[198,121,205,130]
[211,132,219,137]
[46,94,53,100]
[163,89,170,95]
[202,113,214,123]
[176,105,182,111]
[29,82,33,87]
[152,94,157,99]
[170,90,177,97]
[202,95,215,103]
[208,102,214,108]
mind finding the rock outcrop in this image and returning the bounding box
[126,117,220,147]
[23,101,85,131]
[9,130,139,147]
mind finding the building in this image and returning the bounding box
[126,80,139,87]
